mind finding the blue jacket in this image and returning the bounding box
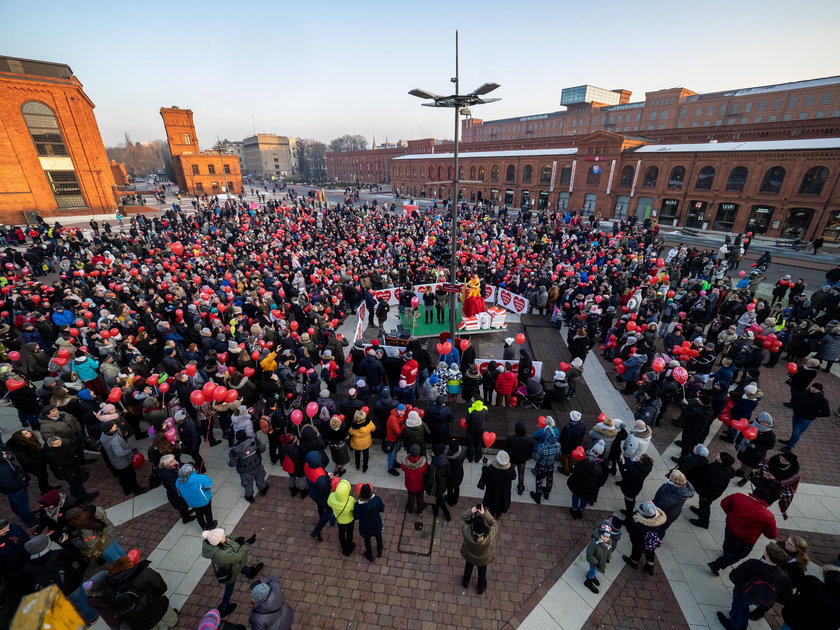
[176,472,214,507]
[621,355,646,382]
[354,494,385,538]
[70,357,100,382]
[51,309,74,327]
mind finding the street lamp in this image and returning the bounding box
[409,30,500,341]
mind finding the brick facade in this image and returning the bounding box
[0,56,119,224]
[160,107,242,196]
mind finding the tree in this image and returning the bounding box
[105,133,171,178]
[296,139,327,181]
[328,134,368,153]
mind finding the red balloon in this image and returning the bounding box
[786,362,798,375]
[170,241,184,256]
[571,446,586,461]
[158,382,170,394]
[482,431,497,448]
[107,387,122,403]
[190,390,205,406]
[224,389,239,403]
[7,351,20,362]
[459,417,467,429]
[290,409,303,426]
[146,374,159,387]
[131,452,145,469]
[509,395,518,407]
[127,549,141,565]
[289,320,299,331]
[515,333,526,345]
[212,386,228,403]
[5,379,25,392]
[244,367,255,377]
[185,364,197,377]
[202,381,217,398]
[743,426,759,440]
[69,328,79,337]
[672,367,688,384]
[537,415,547,428]
[652,357,666,373]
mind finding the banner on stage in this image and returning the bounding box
[496,288,529,314]
[475,358,542,380]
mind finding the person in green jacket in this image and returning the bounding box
[201,527,263,617]
[327,478,356,556]
[583,522,615,593]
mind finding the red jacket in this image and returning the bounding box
[386,409,408,442]
[401,455,428,493]
[495,371,518,396]
[400,359,419,387]
[721,492,777,544]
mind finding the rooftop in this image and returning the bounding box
[633,137,840,153]
[0,55,73,80]
[394,148,578,160]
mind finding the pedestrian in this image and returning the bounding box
[326,478,356,556]
[201,527,262,617]
[817,326,840,371]
[622,500,667,576]
[459,504,498,595]
[781,382,830,450]
[65,504,125,564]
[494,363,517,407]
[103,555,180,630]
[652,469,695,533]
[716,542,792,630]
[43,436,96,502]
[622,419,652,462]
[354,483,385,562]
[778,562,840,630]
[478,450,516,517]
[750,535,810,621]
[426,443,451,521]
[249,576,294,630]
[176,463,216,530]
[465,398,489,462]
[154,455,195,523]
[227,429,269,503]
[689,451,735,529]
[348,409,375,473]
[530,425,561,505]
[303,451,333,543]
[753,452,801,520]
[557,410,585,475]
[0,448,36,527]
[567,440,607,519]
[445,438,467,505]
[583,522,615,594]
[734,412,775,485]
[617,453,654,516]
[401,444,428,515]
[324,416,349,477]
[100,422,148,496]
[708,486,778,576]
[385,404,407,475]
[507,420,534,495]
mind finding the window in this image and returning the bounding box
[668,166,685,190]
[744,102,753,113]
[695,166,715,190]
[661,111,668,120]
[783,114,793,121]
[773,98,782,110]
[799,166,829,195]
[195,182,204,193]
[21,101,67,156]
[223,164,231,174]
[713,203,739,232]
[799,113,809,120]
[438,165,445,180]
[478,167,486,182]
[754,116,762,123]
[730,103,740,114]
[191,164,199,175]
[725,166,748,192]
[649,111,657,121]
[707,106,714,115]
[457,166,463,180]
[805,95,814,107]
[448,165,454,180]
[768,115,777,122]
[618,165,634,187]
[642,165,659,187]
[718,104,726,114]
[469,166,476,180]
[816,111,826,118]
[183,133,192,144]
[46,171,85,208]
[759,166,786,193]
[586,165,602,186]
[505,165,516,183]
[822,93,833,105]
[208,164,216,175]
[758,100,767,111]
[491,165,499,182]
[559,165,572,185]
[789,96,799,107]
[540,164,552,183]
[523,165,533,183]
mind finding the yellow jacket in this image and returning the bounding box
[348,418,375,450]
[327,479,356,524]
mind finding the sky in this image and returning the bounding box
[2,0,840,148]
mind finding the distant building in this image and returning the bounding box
[0,55,121,223]
[215,139,244,162]
[242,134,294,179]
[160,106,242,196]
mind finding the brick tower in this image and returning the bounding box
[160,106,199,156]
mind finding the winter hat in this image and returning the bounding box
[633,420,647,433]
[381,387,391,399]
[554,370,566,380]
[348,388,357,397]
[159,454,177,469]
[590,440,605,456]
[235,429,248,443]
[321,350,332,358]
[101,421,117,434]
[755,412,774,431]
[319,389,330,398]
[174,410,187,421]
[100,403,117,415]
[409,444,421,457]
[201,528,225,546]
[178,463,195,481]
[406,411,421,428]
[359,483,373,500]
[251,582,271,604]
[569,410,582,422]
[78,389,93,401]
[495,450,510,467]
[39,489,61,507]
[636,501,657,518]
[504,337,514,346]
[25,534,51,558]
[396,404,406,412]
[471,515,488,536]
[571,358,583,368]
[693,444,709,457]
[544,416,556,428]
[433,443,446,456]
[356,379,366,388]
[744,384,758,395]
[668,470,687,486]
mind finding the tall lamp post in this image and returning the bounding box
[409,30,500,341]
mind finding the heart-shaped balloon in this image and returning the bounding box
[6,379,25,392]
[243,367,255,377]
[482,431,497,448]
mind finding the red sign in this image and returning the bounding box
[441,283,462,293]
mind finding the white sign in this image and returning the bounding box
[475,358,542,381]
[496,288,529,314]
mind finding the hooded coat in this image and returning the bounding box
[622,424,653,460]
[460,508,498,566]
[652,480,696,529]
[617,457,653,499]
[477,458,516,516]
[348,415,375,451]
[249,575,294,630]
[567,456,606,503]
[103,560,171,630]
[354,493,385,539]
[202,537,249,585]
[326,479,356,525]
[507,421,534,465]
[401,453,428,493]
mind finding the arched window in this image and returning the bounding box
[491,165,499,182]
[618,165,634,187]
[523,165,533,183]
[478,166,486,182]
[642,165,659,187]
[428,165,434,180]
[725,166,748,192]
[412,166,417,178]
[540,164,552,183]
[799,166,829,195]
[505,165,516,183]
[695,166,715,190]
[668,166,685,189]
[759,166,786,194]
[559,165,572,185]
[22,101,68,156]
[587,165,602,186]
[469,166,476,180]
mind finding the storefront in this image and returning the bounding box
[781,207,814,238]
[659,199,680,226]
[685,200,708,229]
[520,190,531,208]
[504,189,514,205]
[490,188,499,203]
[558,192,569,211]
[822,209,840,241]
[746,205,774,234]
[538,191,549,210]
[713,202,739,232]
[613,195,630,220]
[583,193,597,214]
[635,196,654,220]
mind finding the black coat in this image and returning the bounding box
[618,458,653,499]
[559,420,586,454]
[697,461,735,500]
[478,463,516,516]
[427,453,450,497]
[567,459,606,503]
[425,403,453,444]
[679,402,713,445]
[506,432,534,465]
[104,560,171,630]
[0,457,28,494]
[791,390,830,421]
[445,446,467,489]
[781,572,840,630]
[736,429,776,468]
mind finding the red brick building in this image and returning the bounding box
[160,107,241,197]
[0,55,121,223]
[391,131,840,241]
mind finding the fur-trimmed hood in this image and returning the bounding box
[632,507,667,528]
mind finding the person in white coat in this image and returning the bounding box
[623,420,652,461]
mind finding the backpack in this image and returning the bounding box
[110,585,149,619]
[739,576,778,607]
[26,551,69,592]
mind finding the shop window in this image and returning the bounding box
[586,165,602,186]
[713,203,739,232]
[46,170,86,208]
[523,165,533,183]
[642,165,658,187]
[799,166,829,195]
[559,165,572,185]
[725,166,748,192]
[695,166,715,190]
[21,101,68,156]
[540,164,552,183]
[618,165,634,187]
[505,165,516,183]
[668,166,685,189]
[759,166,786,193]
[747,205,774,234]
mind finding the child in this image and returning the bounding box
[354,483,385,562]
[584,523,615,593]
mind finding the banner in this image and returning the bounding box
[475,358,542,380]
[372,283,499,307]
[496,288,529,314]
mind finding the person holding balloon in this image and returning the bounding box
[733,413,776,486]
[100,421,149,497]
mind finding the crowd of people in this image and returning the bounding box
[0,187,837,630]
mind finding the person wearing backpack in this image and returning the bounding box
[717,542,792,630]
[104,555,179,630]
[227,430,269,504]
[201,527,263,618]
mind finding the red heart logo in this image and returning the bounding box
[6,379,25,391]
[482,431,497,448]
[513,296,526,312]
[483,286,493,299]
[500,291,511,306]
